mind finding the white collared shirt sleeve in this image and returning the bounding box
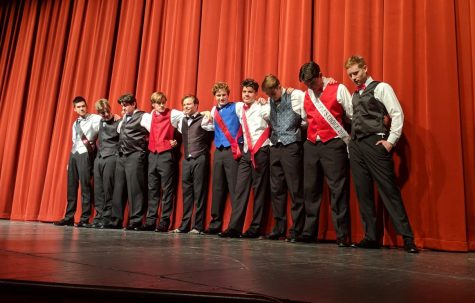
[140,112,152,132]
[201,106,215,131]
[289,89,307,127]
[337,84,353,119]
[374,82,404,145]
[170,109,184,129]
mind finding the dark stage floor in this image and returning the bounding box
[0,220,474,303]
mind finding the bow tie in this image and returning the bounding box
[356,84,366,92]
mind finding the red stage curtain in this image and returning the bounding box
[0,0,474,251]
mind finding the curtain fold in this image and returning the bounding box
[0,0,473,251]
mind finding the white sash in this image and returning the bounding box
[308,88,350,145]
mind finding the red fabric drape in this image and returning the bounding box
[0,0,474,251]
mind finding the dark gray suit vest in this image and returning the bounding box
[351,81,388,139]
[98,119,120,158]
[181,114,211,159]
[269,91,302,145]
[118,111,148,155]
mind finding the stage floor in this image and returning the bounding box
[0,220,474,303]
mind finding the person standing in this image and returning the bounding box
[219,79,270,238]
[261,74,306,242]
[344,55,418,253]
[54,96,101,227]
[107,93,148,230]
[202,82,243,234]
[139,92,182,232]
[171,95,213,234]
[87,99,120,229]
[298,62,352,246]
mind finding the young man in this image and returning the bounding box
[54,96,101,227]
[219,79,270,238]
[139,92,182,232]
[202,82,243,234]
[88,99,120,229]
[108,93,148,230]
[344,55,418,253]
[261,74,306,242]
[298,62,352,246]
[171,95,213,234]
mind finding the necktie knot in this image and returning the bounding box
[243,104,250,110]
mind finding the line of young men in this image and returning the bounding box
[54,56,418,253]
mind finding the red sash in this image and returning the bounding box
[214,109,242,160]
[242,105,270,168]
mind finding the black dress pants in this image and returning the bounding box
[269,142,305,237]
[179,154,209,232]
[349,135,414,241]
[229,147,269,233]
[65,152,94,223]
[302,139,350,241]
[93,155,117,224]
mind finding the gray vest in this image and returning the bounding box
[181,114,211,159]
[98,118,120,158]
[351,81,388,139]
[269,91,302,145]
[118,111,148,155]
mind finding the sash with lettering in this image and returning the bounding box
[214,108,243,160]
[242,104,270,168]
[307,88,350,145]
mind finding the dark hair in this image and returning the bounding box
[182,94,199,105]
[299,62,321,82]
[73,96,86,105]
[118,93,136,105]
[241,78,259,93]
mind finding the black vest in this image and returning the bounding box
[181,114,211,159]
[269,91,302,145]
[351,81,389,139]
[98,118,120,158]
[118,111,148,155]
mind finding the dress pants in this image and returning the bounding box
[179,154,209,232]
[65,152,94,223]
[93,154,117,224]
[208,147,239,231]
[111,151,147,226]
[302,139,350,241]
[145,150,176,227]
[269,142,305,237]
[349,135,414,241]
[229,146,269,233]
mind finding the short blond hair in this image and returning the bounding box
[212,82,230,95]
[261,74,280,91]
[95,98,110,112]
[344,55,367,69]
[150,92,167,104]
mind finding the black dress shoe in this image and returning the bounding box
[137,224,155,231]
[103,222,121,229]
[75,222,89,228]
[204,228,220,235]
[54,219,74,226]
[218,229,241,238]
[125,223,141,230]
[336,240,350,247]
[352,238,381,249]
[94,222,105,229]
[404,241,419,254]
[84,223,97,228]
[154,224,169,232]
[266,231,284,240]
[242,230,260,238]
[296,235,316,243]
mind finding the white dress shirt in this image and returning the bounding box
[140,109,183,132]
[359,76,404,144]
[235,101,271,153]
[71,113,101,154]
